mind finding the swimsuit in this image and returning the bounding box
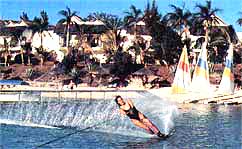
[123,104,161,135]
[124,106,140,120]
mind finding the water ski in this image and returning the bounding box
[156,128,175,139]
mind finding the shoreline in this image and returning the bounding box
[0,85,241,105]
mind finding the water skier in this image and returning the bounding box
[115,95,168,138]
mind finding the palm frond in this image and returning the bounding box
[71,11,78,17]
[57,18,66,25]
[237,18,242,26]
[40,11,49,23]
[211,8,222,15]
[66,6,71,15]
[58,10,68,17]
[20,12,29,21]
[183,11,192,19]
[169,4,177,10]
[206,0,211,10]
[123,11,131,15]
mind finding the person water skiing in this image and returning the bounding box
[115,95,168,138]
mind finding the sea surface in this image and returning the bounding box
[0,92,241,148]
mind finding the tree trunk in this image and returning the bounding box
[161,43,166,60]
[40,32,43,66]
[40,32,43,49]
[40,55,44,67]
[205,27,209,44]
[21,47,24,65]
[114,30,117,50]
[4,52,7,67]
[3,39,8,66]
[66,24,70,49]
[180,23,182,36]
[134,23,137,38]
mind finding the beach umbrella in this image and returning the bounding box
[190,41,211,92]
[171,46,191,94]
[218,44,234,94]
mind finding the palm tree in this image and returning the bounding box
[89,12,123,50]
[194,0,222,42]
[58,7,77,49]
[124,5,143,36]
[143,0,182,64]
[3,38,9,66]
[237,11,242,26]
[19,12,30,64]
[30,10,49,65]
[143,0,162,32]
[20,12,29,22]
[31,11,49,50]
[165,4,192,36]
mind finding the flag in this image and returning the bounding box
[218,44,234,94]
[171,46,191,94]
[190,41,210,92]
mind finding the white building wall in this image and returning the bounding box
[236,32,242,42]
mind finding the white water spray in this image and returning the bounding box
[162,105,179,134]
[0,91,179,138]
[137,91,179,135]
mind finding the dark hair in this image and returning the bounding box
[115,95,122,106]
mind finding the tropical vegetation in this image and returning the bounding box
[237,11,242,26]
[58,7,78,49]
[0,0,241,86]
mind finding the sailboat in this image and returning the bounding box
[218,44,234,94]
[171,46,191,94]
[190,41,211,93]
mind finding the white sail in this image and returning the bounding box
[190,41,210,92]
[218,44,234,94]
[171,46,191,94]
